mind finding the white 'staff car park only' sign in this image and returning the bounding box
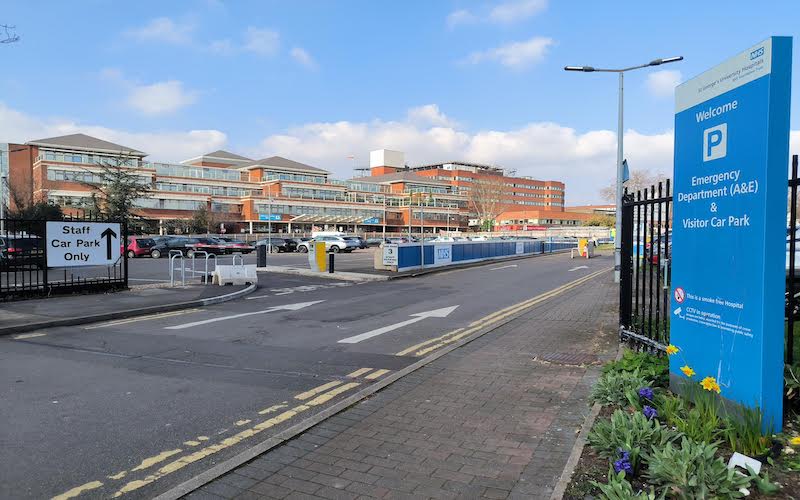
[46,221,121,267]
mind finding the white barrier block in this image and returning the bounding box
[213,264,257,286]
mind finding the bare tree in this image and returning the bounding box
[468,177,506,230]
[79,152,152,225]
[1,25,20,44]
[190,205,218,235]
[600,169,670,202]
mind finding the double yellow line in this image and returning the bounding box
[52,375,377,499]
[395,267,611,357]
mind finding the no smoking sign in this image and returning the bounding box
[674,287,686,304]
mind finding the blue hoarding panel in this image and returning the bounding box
[423,245,434,265]
[453,243,464,262]
[671,37,791,431]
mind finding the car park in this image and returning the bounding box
[344,236,368,249]
[256,237,296,253]
[149,237,197,258]
[297,236,359,253]
[125,237,156,258]
[216,238,255,254]
[186,238,227,257]
[0,234,43,270]
[289,237,311,251]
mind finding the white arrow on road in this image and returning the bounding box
[569,265,589,272]
[165,301,324,330]
[338,306,459,344]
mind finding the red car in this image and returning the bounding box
[125,237,156,258]
[217,238,255,254]
[186,238,227,257]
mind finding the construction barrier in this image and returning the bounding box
[380,239,578,272]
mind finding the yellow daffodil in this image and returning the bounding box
[701,376,721,394]
[790,436,800,446]
[666,345,679,356]
[680,365,695,378]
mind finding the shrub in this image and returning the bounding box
[591,469,656,500]
[589,409,681,472]
[644,437,751,499]
[591,370,651,407]
[603,350,669,387]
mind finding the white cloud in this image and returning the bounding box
[406,104,456,128]
[208,39,235,55]
[465,36,554,69]
[446,9,478,28]
[489,0,549,23]
[290,47,318,70]
[0,102,227,162]
[126,17,194,45]
[127,80,198,116]
[448,0,547,27]
[255,106,682,204]
[243,27,280,56]
[646,70,682,98]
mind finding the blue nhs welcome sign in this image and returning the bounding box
[671,37,792,431]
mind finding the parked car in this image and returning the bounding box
[297,236,359,253]
[256,237,297,253]
[289,237,311,251]
[386,237,409,244]
[125,237,156,258]
[216,237,255,254]
[365,238,385,247]
[344,236,368,249]
[0,234,43,270]
[186,238,227,257]
[149,237,197,258]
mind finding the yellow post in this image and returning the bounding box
[578,238,588,257]
[314,241,327,272]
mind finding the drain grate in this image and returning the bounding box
[534,351,599,366]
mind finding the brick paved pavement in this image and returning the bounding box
[189,274,617,500]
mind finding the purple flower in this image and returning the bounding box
[613,457,633,475]
[638,387,654,400]
[643,405,658,420]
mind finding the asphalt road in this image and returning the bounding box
[0,252,612,499]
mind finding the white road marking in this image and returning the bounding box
[246,283,353,300]
[165,300,324,330]
[84,309,202,329]
[13,332,47,340]
[568,265,589,271]
[490,264,518,271]
[338,306,459,344]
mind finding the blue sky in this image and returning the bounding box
[1,0,798,203]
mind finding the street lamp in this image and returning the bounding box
[564,55,683,283]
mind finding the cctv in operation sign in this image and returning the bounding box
[46,221,121,267]
[671,37,792,430]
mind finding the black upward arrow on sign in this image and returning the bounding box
[101,227,117,260]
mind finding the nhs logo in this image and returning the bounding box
[750,46,765,60]
[703,123,727,162]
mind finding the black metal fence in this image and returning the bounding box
[0,215,128,301]
[619,155,800,364]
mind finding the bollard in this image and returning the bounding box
[328,253,335,273]
[257,244,267,267]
